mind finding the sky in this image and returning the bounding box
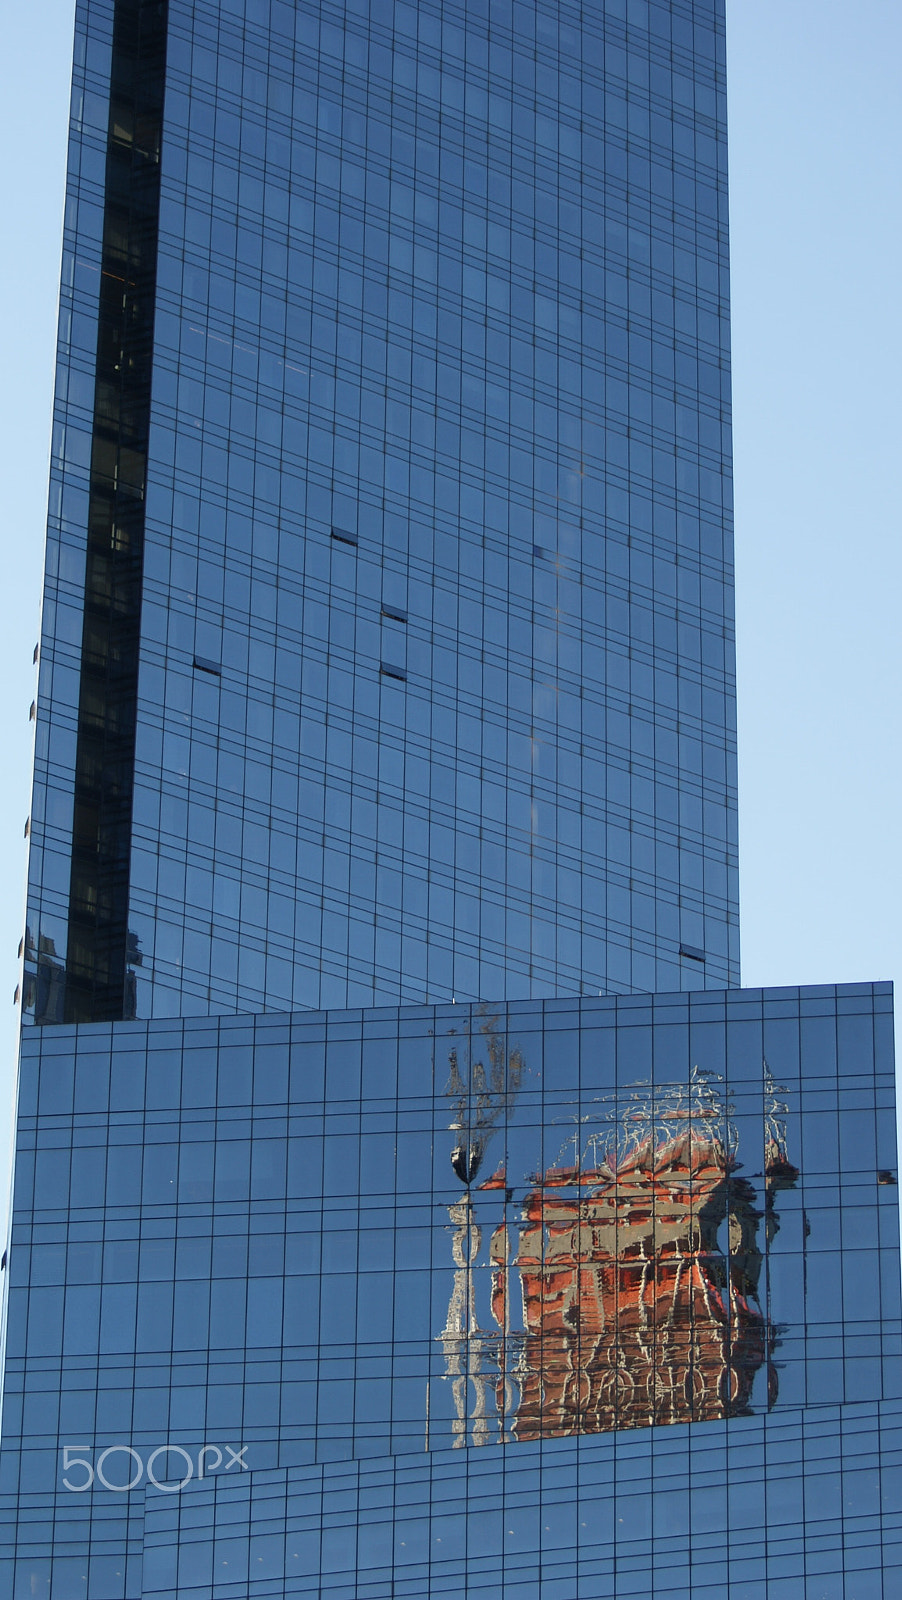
[0,0,899,1222]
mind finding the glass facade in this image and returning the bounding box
[4,1,900,1598]
[1,988,900,1595]
[140,1410,902,1598]
[24,0,738,1025]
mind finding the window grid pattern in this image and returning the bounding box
[24,0,739,1024]
[142,1412,902,1600]
[1,985,899,1597]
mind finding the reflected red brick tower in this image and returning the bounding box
[498,1129,767,1437]
[466,1069,799,1441]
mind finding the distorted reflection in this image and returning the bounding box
[439,1057,798,1444]
[439,1016,524,1444]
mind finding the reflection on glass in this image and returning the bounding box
[439,1014,524,1444]
[439,1058,798,1444]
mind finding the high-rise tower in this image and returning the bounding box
[2,3,900,1597]
[24,0,738,1030]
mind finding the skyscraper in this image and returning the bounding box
[24,0,740,1030]
[2,2,899,1597]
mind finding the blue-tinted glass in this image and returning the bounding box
[2,988,901,1594]
[4,0,898,1595]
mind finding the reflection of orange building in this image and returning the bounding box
[491,1127,780,1440]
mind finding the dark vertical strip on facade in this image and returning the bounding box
[62,0,167,1023]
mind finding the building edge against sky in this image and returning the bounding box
[2,1,901,1598]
